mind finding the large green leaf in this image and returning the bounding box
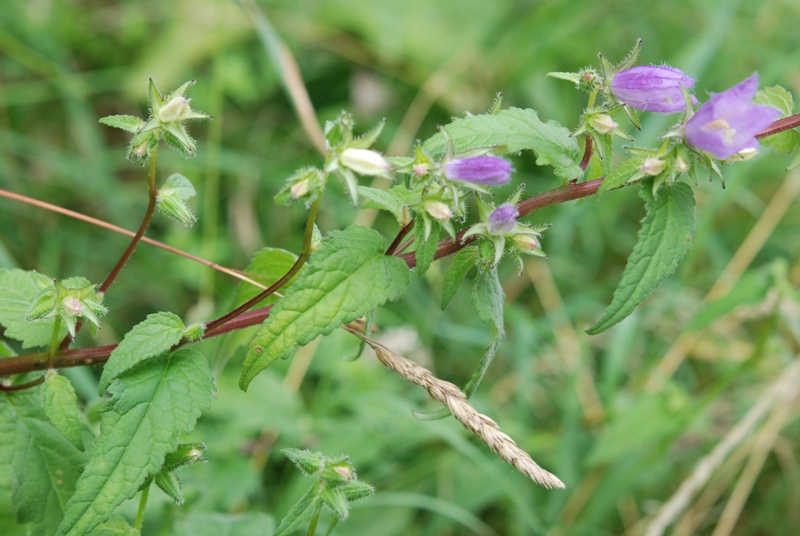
[42,373,85,451]
[586,181,696,334]
[239,226,411,390]
[421,108,582,181]
[98,312,186,394]
[57,350,214,536]
[0,391,87,536]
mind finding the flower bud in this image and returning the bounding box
[611,66,698,113]
[445,155,513,186]
[487,203,519,235]
[413,163,429,177]
[512,234,540,251]
[424,201,452,221]
[61,296,83,317]
[290,178,310,198]
[340,148,390,176]
[158,96,192,123]
[589,113,618,134]
[674,155,690,173]
[641,158,667,176]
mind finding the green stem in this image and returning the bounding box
[48,316,63,366]
[134,483,150,532]
[306,513,319,536]
[204,194,322,333]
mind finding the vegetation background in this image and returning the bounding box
[1,0,799,534]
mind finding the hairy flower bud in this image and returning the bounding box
[611,66,698,113]
[487,203,519,235]
[685,74,781,159]
[512,234,541,251]
[424,201,452,221]
[445,155,513,186]
[589,113,618,134]
[641,158,667,176]
[158,96,192,123]
[340,148,391,176]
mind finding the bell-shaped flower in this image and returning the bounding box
[486,204,519,235]
[611,66,698,113]
[685,74,781,160]
[444,155,513,186]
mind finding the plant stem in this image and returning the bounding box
[134,483,150,531]
[306,514,319,536]
[204,195,321,333]
[48,316,63,367]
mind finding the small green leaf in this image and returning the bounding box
[154,471,184,504]
[357,185,418,224]
[58,350,214,536]
[422,108,582,181]
[754,85,794,116]
[98,115,144,133]
[42,372,84,451]
[598,157,645,193]
[273,485,323,536]
[0,269,66,348]
[282,448,325,476]
[0,391,86,536]
[339,480,375,502]
[463,268,506,398]
[441,247,478,310]
[240,226,411,390]
[98,312,186,394]
[414,216,439,277]
[234,248,303,308]
[587,181,696,334]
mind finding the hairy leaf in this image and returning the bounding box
[98,312,186,394]
[240,226,410,390]
[754,86,800,155]
[274,485,323,536]
[414,216,439,277]
[587,181,695,334]
[0,391,86,536]
[441,247,478,310]
[598,156,645,193]
[357,185,418,224]
[234,247,302,308]
[57,350,214,536]
[0,270,70,348]
[42,373,84,451]
[98,115,144,133]
[463,268,506,397]
[422,108,582,181]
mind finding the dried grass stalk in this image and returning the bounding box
[349,328,565,489]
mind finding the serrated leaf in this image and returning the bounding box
[240,226,411,390]
[98,312,186,394]
[422,108,582,181]
[90,514,137,536]
[98,115,144,133]
[587,181,696,334]
[441,247,478,310]
[463,268,505,398]
[357,185,418,224]
[760,129,800,154]
[598,157,645,193]
[0,270,66,348]
[754,85,794,116]
[414,217,439,277]
[174,512,275,536]
[234,248,303,308]
[57,350,214,536]
[0,391,86,536]
[42,373,84,451]
[274,485,323,536]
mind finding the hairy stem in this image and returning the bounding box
[134,484,150,531]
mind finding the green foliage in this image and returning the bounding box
[441,246,478,310]
[57,350,214,535]
[98,312,186,394]
[587,181,696,334]
[240,226,411,390]
[422,108,583,181]
[174,512,275,536]
[413,215,439,277]
[0,391,87,536]
[42,372,85,451]
[754,85,800,156]
[233,248,302,307]
[463,268,506,397]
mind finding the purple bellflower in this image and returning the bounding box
[487,203,519,235]
[611,66,698,113]
[685,74,781,160]
[444,155,513,186]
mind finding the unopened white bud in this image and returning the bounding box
[641,157,666,176]
[589,113,618,134]
[512,235,540,251]
[290,179,310,198]
[424,201,452,221]
[62,296,83,317]
[158,97,192,123]
[340,148,390,176]
[674,155,689,173]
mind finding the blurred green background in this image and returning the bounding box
[2,0,800,534]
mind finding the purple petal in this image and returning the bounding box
[686,74,782,159]
[487,203,519,235]
[611,65,697,113]
[445,156,513,186]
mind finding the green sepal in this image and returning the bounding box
[282,448,325,476]
[98,115,144,133]
[154,471,184,505]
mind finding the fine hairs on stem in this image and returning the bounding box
[347,327,565,489]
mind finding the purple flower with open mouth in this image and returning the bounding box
[611,66,698,113]
[444,155,513,186]
[685,74,781,160]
